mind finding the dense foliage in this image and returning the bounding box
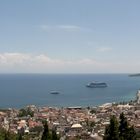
[18,108,34,117]
[0,128,19,140]
[104,113,136,140]
[41,121,59,140]
[104,115,119,140]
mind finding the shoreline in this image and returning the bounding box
[0,99,135,110]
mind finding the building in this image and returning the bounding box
[137,90,140,104]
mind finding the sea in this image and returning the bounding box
[0,74,140,108]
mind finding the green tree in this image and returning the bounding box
[104,115,119,140]
[119,113,136,140]
[41,121,51,140]
[126,126,136,140]
[104,113,136,140]
[18,108,34,117]
[4,132,10,140]
[119,113,128,139]
[51,129,59,140]
[18,134,23,140]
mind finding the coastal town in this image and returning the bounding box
[0,90,140,140]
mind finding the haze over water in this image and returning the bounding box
[0,74,139,108]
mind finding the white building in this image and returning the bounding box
[137,90,140,104]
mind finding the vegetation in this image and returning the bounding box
[18,108,34,117]
[51,129,59,140]
[90,109,96,114]
[0,128,18,140]
[119,113,136,140]
[104,115,119,140]
[104,113,136,140]
[41,121,59,140]
[0,122,59,140]
[41,121,51,140]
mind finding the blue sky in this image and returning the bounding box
[0,0,140,73]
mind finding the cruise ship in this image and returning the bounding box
[86,81,107,88]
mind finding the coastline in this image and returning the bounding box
[0,95,138,139]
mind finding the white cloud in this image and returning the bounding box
[57,25,81,31]
[0,52,139,73]
[0,53,64,66]
[87,41,112,52]
[0,53,105,73]
[96,47,112,52]
[0,53,31,65]
[40,24,90,32]
[40,25,52,31]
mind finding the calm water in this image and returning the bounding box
[0,74,140,108]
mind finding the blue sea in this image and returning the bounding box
[0,74,140,108]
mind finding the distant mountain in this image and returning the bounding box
[129,73,140,77]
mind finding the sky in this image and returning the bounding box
[0,0,140,73]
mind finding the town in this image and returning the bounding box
[1,90,140,140]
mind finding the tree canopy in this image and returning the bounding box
[104,113,136,140]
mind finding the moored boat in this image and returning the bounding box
[50,91,60,94]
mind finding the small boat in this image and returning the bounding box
[50,91,60,95]
[86,81,107,88]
